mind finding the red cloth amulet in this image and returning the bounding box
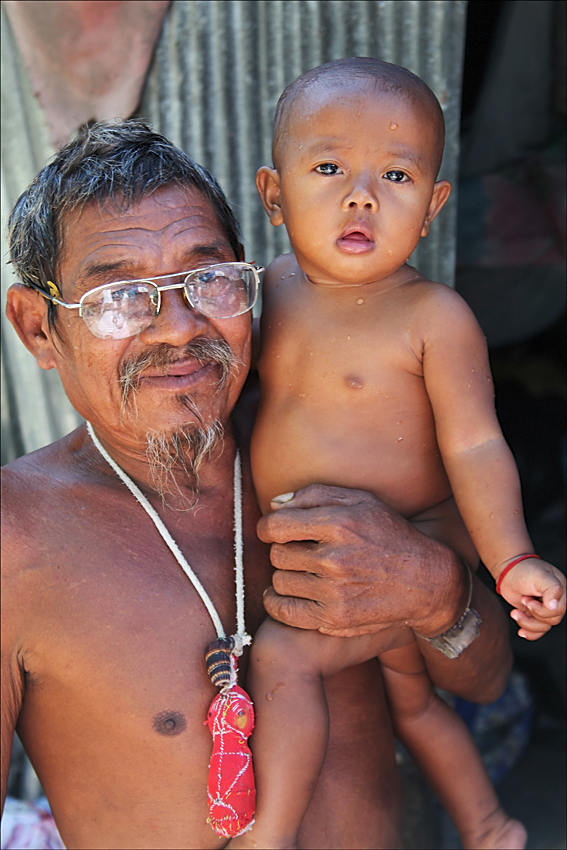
[206,684,256,838]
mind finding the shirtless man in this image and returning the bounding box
[2,120,512,850]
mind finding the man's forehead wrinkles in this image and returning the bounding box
[79,211,216,239]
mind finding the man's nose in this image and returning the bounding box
[139,288,209,346]
[342,174,379,212]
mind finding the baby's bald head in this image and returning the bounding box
[272,57,445,176]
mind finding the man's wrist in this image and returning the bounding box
[416,563,481,658]
[410,546,471,638]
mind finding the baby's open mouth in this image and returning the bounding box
[343,231,370,242]
[337,228,375,253]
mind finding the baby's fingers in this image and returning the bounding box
[521,588,565,626]
[510,608,551,640]
[542,583,566,616]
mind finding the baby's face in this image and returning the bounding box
[266,82,449,287]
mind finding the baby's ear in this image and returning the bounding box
[256,167,283,226]
[421,180,451,237]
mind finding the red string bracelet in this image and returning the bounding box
[496,554,540,595]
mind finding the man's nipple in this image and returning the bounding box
[152,710,187,736]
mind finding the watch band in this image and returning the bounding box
[417,563,482,659]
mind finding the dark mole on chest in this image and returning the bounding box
[345,375,364,389]
[153,710,187,736]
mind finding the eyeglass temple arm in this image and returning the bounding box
[26,281,80,309]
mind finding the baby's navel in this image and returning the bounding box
[346,375,364,389]
[152,710,187,736]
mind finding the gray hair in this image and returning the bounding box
[7,119,242,336]
[146,419,225,508]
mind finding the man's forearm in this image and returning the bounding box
[417,573,512,704]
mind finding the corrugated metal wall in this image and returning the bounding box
[138,0,467,285]
[1,0,467,466]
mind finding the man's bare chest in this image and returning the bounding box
[19,486,270,721]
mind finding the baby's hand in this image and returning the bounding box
[497,558,566,640]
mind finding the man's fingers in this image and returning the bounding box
[257,507,331,545]
[268,541,322,573]
[258,485,377,545]
[263,586,324,630]
[270,484,374,511]
[271,566,327,599]
[318,624,389,638]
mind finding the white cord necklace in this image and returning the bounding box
[86,421,251,653]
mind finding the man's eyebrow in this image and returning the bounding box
[79,245,233,284]
[186,244,234,263]
[79,261,135,284]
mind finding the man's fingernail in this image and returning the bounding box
[548,599,558,610]
[271,492,295,505]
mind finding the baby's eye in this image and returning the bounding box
[383,170,409,183]
[315,163,342,175]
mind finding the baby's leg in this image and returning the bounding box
[380,641,526,850]
[229,618,412,849]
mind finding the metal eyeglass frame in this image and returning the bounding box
[26,261,263,334]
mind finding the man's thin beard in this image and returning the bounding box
[118,338,234,506]
[145,415,224,508]
[119,338,237,413]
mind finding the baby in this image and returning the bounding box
[230,58,566,849]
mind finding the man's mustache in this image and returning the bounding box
[119,338,237,406]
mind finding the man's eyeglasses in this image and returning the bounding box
[27,262,262,340]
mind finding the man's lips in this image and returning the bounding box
[139,360,217,389]
[336,223,375,254]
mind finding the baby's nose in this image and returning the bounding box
[344,177,379,211]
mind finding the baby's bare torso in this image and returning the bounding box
[252,255,452,518]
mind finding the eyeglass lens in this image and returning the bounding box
[80,264,257,340]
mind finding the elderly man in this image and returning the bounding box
[1,121,512,850]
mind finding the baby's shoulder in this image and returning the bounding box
[405,279,481,332]
[262,252,299,288]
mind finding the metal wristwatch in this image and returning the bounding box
[417,563,481,659]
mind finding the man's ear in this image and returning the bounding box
[421,180,451,237]
[256,167,283,226]
[5,284,58,370]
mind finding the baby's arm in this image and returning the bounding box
[419,286,565,637]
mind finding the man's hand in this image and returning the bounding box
[258,485,468,638]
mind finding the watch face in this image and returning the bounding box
[427,608,482,659]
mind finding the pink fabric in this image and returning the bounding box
[206,685,256,838]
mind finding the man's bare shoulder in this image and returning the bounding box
[2,427,87,565]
